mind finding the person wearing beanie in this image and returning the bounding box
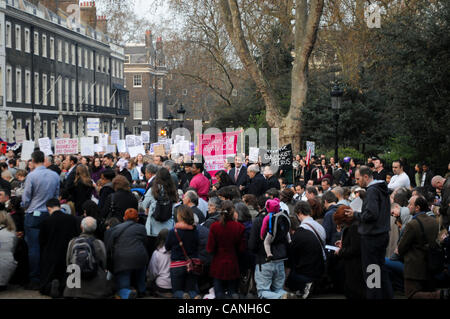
[260,198,291,261]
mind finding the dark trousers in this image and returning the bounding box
[146,236,157,260]
[170,266,199,299]
[286,271,313,292]
[404,279,440,299]
[360,233,393,299]
[214,278,238,299]
[24,212,49,284]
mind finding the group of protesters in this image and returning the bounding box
[0,147,449,299]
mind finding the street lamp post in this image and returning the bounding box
[331,83,343,162]
[177,104,186,128]
[167,112,174,138]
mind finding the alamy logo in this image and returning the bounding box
[365,3,381,29]
[66,264,81,289]
[366,264,381,289]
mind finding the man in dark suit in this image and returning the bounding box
[420,163,434,192]
[229,155,249,189]
[263,165,280,190]
[61,155,79,200]
[243,164,267,197]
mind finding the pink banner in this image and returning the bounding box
[199,131,241,183]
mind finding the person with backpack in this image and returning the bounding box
[64,217,114,299]
[397,196,449,299]
[287,201,326,299]
[143,167,178,259]
[206,201,246,299]
[249,197,294,299]
[260,198,291,262]
[104,208,149,299]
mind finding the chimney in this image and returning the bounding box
[97,15,108,34]
[145,30,153,48]
[156,36,163,50]
[80,1,97,29]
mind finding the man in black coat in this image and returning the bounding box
[61,155,78,199]
[229,155,249,189]
[345,166,393,299]
[243,164,268,198]
[98,169,116,211]
[263,165,280,191]
[39,198,80,298]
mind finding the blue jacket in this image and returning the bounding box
[322,204,340,245]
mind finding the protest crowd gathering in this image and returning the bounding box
[0,143,449,300]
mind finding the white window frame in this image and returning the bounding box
[85,82,89,105]
[111,58,115,77]
[6,66,12,102]
[106,58,109,74]
[15,25,21,51]
[34,72,40,105]
[65,42,69,64]
[78,47,82,67]
[6,22,11,48]
[65,78,69,106]
[158,102,163,120]
[78,80,83,104]
[124,55,130,64]
[133,74,142,88]
[101,84,104,106]
[24,28,30,53]
[42,34,47,58]
[133,101,143,120]
[25,69,31,104]
[50,75,55,106]
[16,68,22,103]
[71,44,76,66]
[42,74,47,106]
[49,37,55,60]
[42,121,48,137]
[58,78,62,110]
[90,51,94,70]
[57,40,62,62]
[90,82,94,105]
[84,49,88,69]
[158,77,163,90]
[106,85,110,106]
[71,79,76,110]
[34,31,39,55]
[96,84,100,106]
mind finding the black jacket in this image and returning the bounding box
[338,222,365,299]
[203,212,221,229]
[266,175,280,190]
[373,169,388,181]
[246,172,268,198]
[355,180,391,236]
[119,169,132,184]
[68,182,94,216]
[39,211,80,294]
[104,221,149,273]
[248,213,288,265]
[98,182,114,211]
[101,190,139,222]
[289,227,325,280]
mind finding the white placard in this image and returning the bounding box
[110,130,120,145]
[87,118,100,137]
[80,137,94,156]
[249,147,260,163]
[21,141,35,161]
[55,139,78,155]
[128,145,146,158]
[99,133,109,148]
[141,131,150,144]
[94,144,104,153]
[106,145,116,153]
[135,135,143,146]
[38,137,53,156]
[126,135,136,147]
[15,129,26,144]
[117,140,127,153]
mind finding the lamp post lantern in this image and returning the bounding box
[177,104,186,128]
[167,112,174,138]
[331,83,343,162]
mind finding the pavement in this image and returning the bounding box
[0,285,405,299]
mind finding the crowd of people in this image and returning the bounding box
[0,148,449,300]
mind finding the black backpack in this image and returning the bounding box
[268,210,291,245]
[152,187,173,222]
[70,237,98,280]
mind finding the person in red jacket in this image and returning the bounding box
[206,200,246,299]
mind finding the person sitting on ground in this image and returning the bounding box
[260,198,291,262]
[0,210,18,291]
[147,228,172,298]
[64,217,114,299]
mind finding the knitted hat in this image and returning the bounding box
[124,208,139,222]
[265,198,280,214]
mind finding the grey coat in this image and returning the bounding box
[104,221,149,274]
[0,228,17,286]
[63,234,114,299]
